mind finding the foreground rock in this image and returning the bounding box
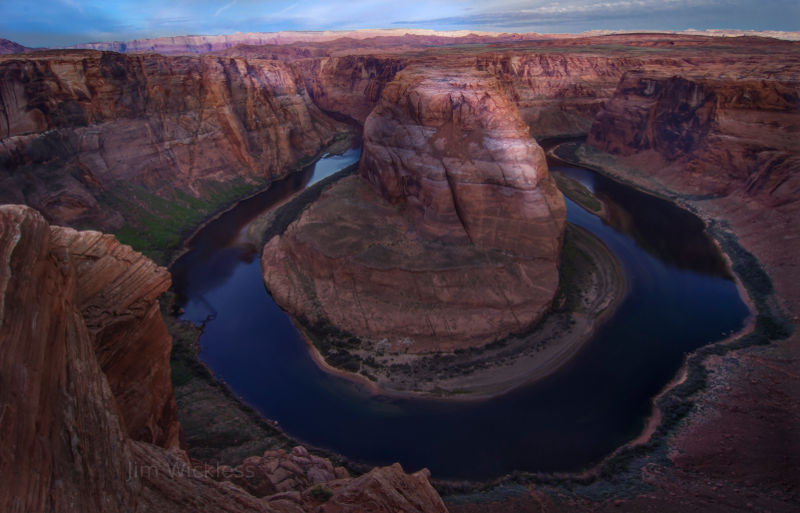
[263,66,566,367]
[0,204,448,512]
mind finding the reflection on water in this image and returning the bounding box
[170,145,749,480]
[172,147,361,321]
[552,164,731,278]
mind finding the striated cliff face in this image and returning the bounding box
[475,52,646,138]
[0,50,339,235]
[50,227,180,447]
[0,204,449,512]
[0,204,141,513]
[294,55,406,124]
[588,70,800,202]
[360,66,566,255]
[262,66,565,353]
[0,204,179,453]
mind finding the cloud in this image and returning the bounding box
[394,0,799,32]
[1,0,797,47]
[214,0,237,17]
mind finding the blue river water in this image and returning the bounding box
[170,147,750,480]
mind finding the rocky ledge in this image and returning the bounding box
[0,204,449,512]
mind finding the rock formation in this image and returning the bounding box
[588,70,800,202]
[0,204,142,513]
[262,66,566,353]
[0,51,339,233]
[0,39,28,54]
[294,55,406,124]
[51,227,180,447]
[0,204,449,512]
[70,29,538,55]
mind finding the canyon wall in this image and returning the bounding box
[287,51,638,138]
[293,55,406,124]
[0,204,449,512]
[474,53,646,138]
[588,70,800,203]
[262,66,565,353]
[0,50,339,237]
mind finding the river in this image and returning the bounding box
[170,145,750,480]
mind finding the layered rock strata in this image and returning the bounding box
[0,51,339,232]
[0,204,449,512]
[588,70,800,202]
[262,66,566,353]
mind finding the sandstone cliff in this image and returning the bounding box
[294,55,406,124]
[262,66,565,354]
[474,52,646,138]
[359,66,566,255]
[0,204,141,513]
[588,70,800,203]
[0,51,339,249]
[0,204,449,512]
[50,227,180,447]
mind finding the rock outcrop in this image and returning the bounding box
[588,70,800,202]
[0,204,141,513]
[0,204,449,512]
[0,51,339,233]
[0,39,28,54]
[262,66,565,354]
[295,55,406,124]
[51,227,180,447]
[360,66,566,254]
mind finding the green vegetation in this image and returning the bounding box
[260,162,358,243]
[101,178,264,264]
[552,171,604,214]
[555,224,602,313]
[309,484,334,502]
[162,292,295,464]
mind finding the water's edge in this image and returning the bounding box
[167,139,752,483]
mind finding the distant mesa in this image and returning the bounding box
[0,39,29,54]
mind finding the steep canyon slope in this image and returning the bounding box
[0,50,341,258]
[0,204,449,513]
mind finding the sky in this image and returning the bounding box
[1,0,798,47]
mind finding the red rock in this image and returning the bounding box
[360,65,565,255]
[588,70,800,201]
[317,464,448,513]
[0,204,450,512]
[263,66,565,352]
[0,51,339,231]
[0,204,138,513]
[50,226,179,447]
